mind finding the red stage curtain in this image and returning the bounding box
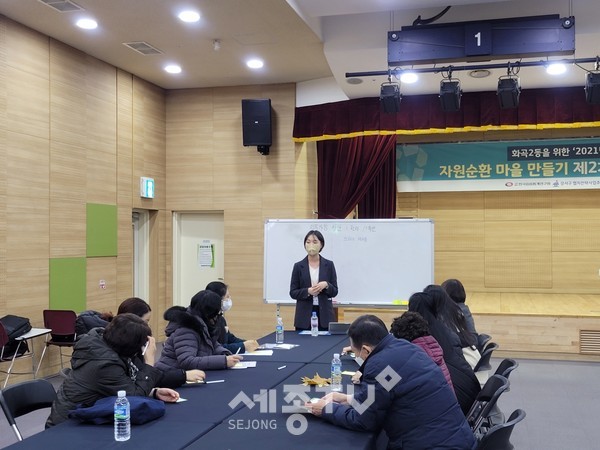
[357,146,396,219]
[293,87,600,141]
[317,135,397,219]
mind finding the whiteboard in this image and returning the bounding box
[263,219,434,306]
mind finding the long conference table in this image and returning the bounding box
[7,331,385,450]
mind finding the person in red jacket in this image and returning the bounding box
[390,311,454,392]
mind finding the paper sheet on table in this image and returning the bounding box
[245,350,274,356]
[341,371,356,376]
[260,343,298,350]
[232,361,258,369]
[298,331,330,336]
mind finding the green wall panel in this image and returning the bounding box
[50,258,86,311]
[87,203,117,257]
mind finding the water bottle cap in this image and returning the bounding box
[312,312,317,316]
[333,353,340,358]
[117,390,126,397]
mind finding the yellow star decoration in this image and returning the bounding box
[301,373,331,387]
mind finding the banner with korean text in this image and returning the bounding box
[396,138,600,192]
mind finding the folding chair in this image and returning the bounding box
[494,358,519,379]
[0,378,57,442]
[476,409,526,450]
[466,374,511,435]
[477,333,492,353]
[35,310,77,377]
[0,322,34,388]
[474,342,499,372]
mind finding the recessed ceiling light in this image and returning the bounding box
[546,63,566,75]
[246,59,264,69]
[346,78,363,85]
[178,11,200,23]
[76,18,98,30]
[469,69,491,79]
[164,65,182,74]
[400,72,418,84]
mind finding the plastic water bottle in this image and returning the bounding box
[310,312,319,336]
[276,315,284,343]
[331,353,342,392]
[114,390,131,441]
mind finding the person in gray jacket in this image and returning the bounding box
[156,290,243,371]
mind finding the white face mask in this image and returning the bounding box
[222,298,233,312]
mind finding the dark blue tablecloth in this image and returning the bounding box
[243,331,349,363]
[6,333,373,449]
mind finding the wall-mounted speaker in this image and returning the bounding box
[242,99,272,155]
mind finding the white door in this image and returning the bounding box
[132,210,150,300]
[173,212,225,306]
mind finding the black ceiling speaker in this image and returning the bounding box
[439,79,462,112]
[585,72,600,105]
[380,84,402,113]
[497,77,521,109]
[241,99,272,155]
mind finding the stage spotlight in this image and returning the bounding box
[439,79,462,112]
[497,76,521,109]
[585,72,600,104]
[380,83,402,113]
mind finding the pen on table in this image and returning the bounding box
[235,347,241,355]
[277,365,287,370]
[205,379,226,384]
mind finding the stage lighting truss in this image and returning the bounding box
[497,62,522,109]
[380,72,402,113]
[439,69,462,112]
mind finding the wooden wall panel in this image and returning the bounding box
[294,142,317,219]
[419,191,485,221]
[50,141,86,257]
[552,189,600,221]
[435,251,485,289]
[396,192,418,218]
[435,220,484,251]
[6,132,50,259]
[132,77,166,211]
[484,220,551,251]
[553,220,600,251]
[553,252,600,292]
[485,252,552,288]
[484,190,552,221]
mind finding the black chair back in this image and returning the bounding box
[494,358,518,379]
[474,342,499,372]
[0,379,57,441]
[466,374,510,432]
[476,408,526,450]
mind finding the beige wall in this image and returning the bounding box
[396,129,600,295]
[165,84,308,340]
[0,17,167,377]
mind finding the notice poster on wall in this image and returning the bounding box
[197,240,215,268]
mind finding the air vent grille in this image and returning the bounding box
[38,0,83,12]
[123,42,163,56]
[580,330,600,354]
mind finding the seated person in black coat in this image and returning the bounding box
[205,281,259,353]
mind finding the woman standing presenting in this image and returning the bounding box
[289,230,338,330]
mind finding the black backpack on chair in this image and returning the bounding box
[0,315,32,359]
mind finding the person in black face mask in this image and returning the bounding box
[156,290,243,372]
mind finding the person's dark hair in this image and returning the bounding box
[441,279,466,304]
[190,290,223,323]
[390,311,430,342]
[348,314,388,349]
[103,313,151,358]
[117,297,151,317]
[423,285,476,347]
[304,230,325,251]
[205,281,228,299]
